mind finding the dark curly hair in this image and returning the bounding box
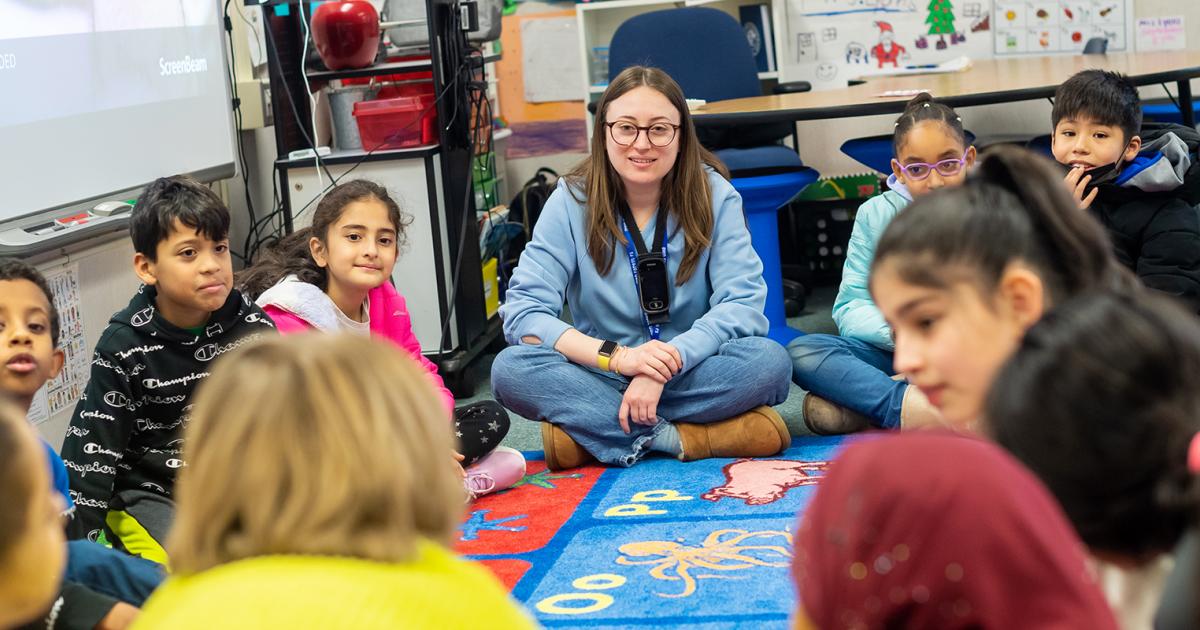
[0,258,60,347]
[986,290,1200,559]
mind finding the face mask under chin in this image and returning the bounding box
[1056,145,1130,187]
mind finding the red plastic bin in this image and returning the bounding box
[353,94,438,150]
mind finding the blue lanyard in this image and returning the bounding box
[619,217,667,340]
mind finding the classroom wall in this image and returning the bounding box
[30,236,139,449]
[104,0,1200,279]
[794,0,1200,176]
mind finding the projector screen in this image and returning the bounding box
[0,0,236,226]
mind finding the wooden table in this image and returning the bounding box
[693,51,1200,128]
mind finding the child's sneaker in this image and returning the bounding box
[464,446,527,500]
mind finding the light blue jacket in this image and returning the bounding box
[500,168,768,375]
[832,175,911,351]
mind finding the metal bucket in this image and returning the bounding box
[328,84,378,151]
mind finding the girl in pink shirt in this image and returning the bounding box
[239,180,524,499]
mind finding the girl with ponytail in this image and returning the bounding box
[868,144,1128,430]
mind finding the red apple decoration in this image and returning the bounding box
[311,1,381,71]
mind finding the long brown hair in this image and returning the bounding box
[237,179,410,299]
[569,66,730,285]
[167,334,463,574]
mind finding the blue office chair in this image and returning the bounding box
[1143,102,1200,126]
[1082,37,1108,54]
[607,7,819,345]
[1026,134,1053,158]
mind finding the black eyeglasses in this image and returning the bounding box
[605,121,680,147]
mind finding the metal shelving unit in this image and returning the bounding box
[249,0,502,395]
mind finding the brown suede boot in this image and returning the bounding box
[802,393,871,436]
[541,423,596,471]
[676,406,791,462]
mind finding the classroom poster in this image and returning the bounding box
[1135,16,1185,52]
[37,264,88,419]
[993,1,1130,54]
[783,0,1133,89]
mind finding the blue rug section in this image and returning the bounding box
[472,436,853,628]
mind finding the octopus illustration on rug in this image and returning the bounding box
[615,529,793,597]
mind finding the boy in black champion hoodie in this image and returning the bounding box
[61,176,275,558]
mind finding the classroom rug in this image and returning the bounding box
[455,436,852,628]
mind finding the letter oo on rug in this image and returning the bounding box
[604,489,694,517]
[701,459,829,506]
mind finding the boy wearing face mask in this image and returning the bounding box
[1051,69,1200,313]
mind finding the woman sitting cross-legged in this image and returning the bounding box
[491,65,792,471]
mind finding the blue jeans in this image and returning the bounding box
[787,334,906,429]
[491,336,791,466]
[65,540,165,606]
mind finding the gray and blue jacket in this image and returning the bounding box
[1093,122,1200,313]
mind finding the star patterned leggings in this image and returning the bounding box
[455,400,511,465]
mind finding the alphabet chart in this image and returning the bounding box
[28,263,88,423]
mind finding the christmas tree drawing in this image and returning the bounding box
[925,0,959,49]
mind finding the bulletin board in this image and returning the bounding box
[521,17,584,103]
[783,0,1134,89]
[495,10,585,124]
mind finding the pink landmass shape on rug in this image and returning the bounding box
[702,459,830,506]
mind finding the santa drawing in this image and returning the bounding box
[871,21,907,68]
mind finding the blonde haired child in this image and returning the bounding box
[131,335,534,629]
[240,179,524,498]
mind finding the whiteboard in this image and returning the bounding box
[0,0,236,250]
[782,0,1134,89]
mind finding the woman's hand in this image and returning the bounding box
[612,340,682,382]
[619,375,666,434]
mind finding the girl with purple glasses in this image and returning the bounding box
[788,92,975,435]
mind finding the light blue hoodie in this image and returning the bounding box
[831,174,912,352]
[500,168,768,375]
